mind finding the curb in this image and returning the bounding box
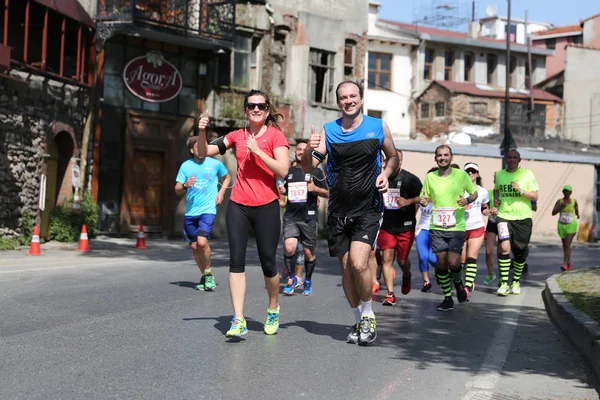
[542,273,600,384]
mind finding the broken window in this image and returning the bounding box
[309,48,335,104]
[469,102,488,117]
[344,39,356,79]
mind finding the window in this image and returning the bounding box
[444,50,454,81]
[435,102,445,117]
[344,39,356,79]
[504,23,517,42]
[424,48,434,80]
[309,48,335,104]
[469,102,488,117]
[464,52,474,82]
[573,35,583,45]
[368,52,392,90]
[487,54,497,85]
[232,34,252,87]
[368,110,383,119]
[509,57,517,87]
[420,103,430,119]
[545,38,556,49]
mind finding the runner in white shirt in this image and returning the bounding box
[461,162,490,299]
[414,167,439,292]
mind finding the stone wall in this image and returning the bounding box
[0,70,89,238]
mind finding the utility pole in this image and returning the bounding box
[525,9,534,111]
[501,0,516,168]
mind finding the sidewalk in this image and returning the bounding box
[0,236,190,263]
[543,269,600,384]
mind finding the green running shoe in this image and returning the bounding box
[264,306,280,335]
[226,317,248,338]
[497,282,510,296]
[484,273,497,286]
[511,281,521,295]
[204,271,215,291]
[194,275,205,290]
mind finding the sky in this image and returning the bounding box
[375,0,599,28]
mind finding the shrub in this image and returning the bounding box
[49,191,99,242]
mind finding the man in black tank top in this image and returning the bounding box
[279,140,329,296]
[301,81,398,346]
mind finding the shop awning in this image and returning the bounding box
[31,0,95,28]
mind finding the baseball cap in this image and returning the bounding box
[563,184,572,192]
[464,162,479,172]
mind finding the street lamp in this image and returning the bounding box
[501,0,516,168]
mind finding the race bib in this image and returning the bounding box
[559,212,573,224]
[383,189,400,210]
[432,207,456,228]
[497,222,510,240]
[288,182,308,203]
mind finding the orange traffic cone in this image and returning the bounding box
[77,225,90,252]
[134,225,147,249]
[27,225,42,256]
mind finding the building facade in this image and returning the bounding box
[532,24,583,79]
[0,0,95,239]
[364,2,418,141]
[81,0,368,236]
[415,80,563,139]
[479,15,552,45]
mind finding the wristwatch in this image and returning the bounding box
[520,189,525,195]
[182,182,188,189]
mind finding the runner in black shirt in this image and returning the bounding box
[377,149,422,305]
[280,140,328,296]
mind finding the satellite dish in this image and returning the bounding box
[485,4,497,17]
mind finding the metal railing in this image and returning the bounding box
[96,0,235,41]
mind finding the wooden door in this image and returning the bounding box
[121,110,176,233]
[126,150,165,229]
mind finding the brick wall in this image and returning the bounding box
[0,70,87,237]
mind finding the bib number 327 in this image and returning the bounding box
[433,207,456,228]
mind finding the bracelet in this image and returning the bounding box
[467,196,474,204]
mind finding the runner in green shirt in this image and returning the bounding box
[420,145,477,311]
[493,150,539,296]
[551,184,579,271]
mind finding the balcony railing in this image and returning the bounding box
[97,0,235,42]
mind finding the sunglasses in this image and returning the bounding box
[245,103,269,111]
[466,169,478,174]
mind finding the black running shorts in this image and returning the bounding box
[495,217,532,252]
[327,212,382,257]
[429,229,466,255]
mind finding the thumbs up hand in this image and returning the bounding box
[308,125,320,149]
[198,111,210,132]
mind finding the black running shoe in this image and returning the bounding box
[455,280,468,303]
[346,323,360,344]
[357,316,377,346]
[437,297,454,311]
[421,281,432,292]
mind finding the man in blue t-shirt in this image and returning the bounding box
[175,136,230,291]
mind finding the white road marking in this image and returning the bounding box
[461,292,525,399]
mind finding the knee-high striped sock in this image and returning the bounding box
[513,260,525,282]
[498,254,511,283]
[451,264,464,283]
[464,257,477,289]
[436,269,452,298]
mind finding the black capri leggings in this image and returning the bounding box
[226,199,281,277]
